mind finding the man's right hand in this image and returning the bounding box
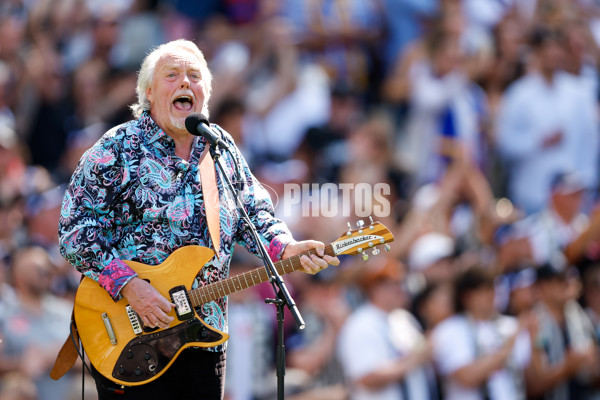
[121,277,175,329]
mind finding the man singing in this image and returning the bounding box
[58,39,339,399]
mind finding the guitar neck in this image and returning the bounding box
[188,245,335,307]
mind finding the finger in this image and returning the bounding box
[156,298,175,314]
[146,313,160,328]
[323,255,340,266]
[309,254,328,272]
[314,242,325,257]
[300,255,320,274]
[154,309,175,325]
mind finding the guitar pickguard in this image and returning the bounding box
[111,317,224,383]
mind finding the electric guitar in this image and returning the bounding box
[74,220,394,386]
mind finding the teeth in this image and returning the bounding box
[175,96,192,102]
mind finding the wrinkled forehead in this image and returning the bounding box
[156,48,203,70]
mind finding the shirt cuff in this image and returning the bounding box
[268,234,294,262]
[98,259,138,301]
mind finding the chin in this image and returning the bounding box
[169,115,187,131]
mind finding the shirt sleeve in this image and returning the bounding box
[432,317,476,375]
[58,137,137,300]
[496,84,546,160]
[217,128,294,262]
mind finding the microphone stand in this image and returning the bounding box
[207,143,305,400]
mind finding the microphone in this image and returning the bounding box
[185,113,229,150]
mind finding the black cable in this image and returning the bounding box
[81,341,84,400]
[69,325,125,396]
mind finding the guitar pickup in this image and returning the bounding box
[169,286,194,321]
[125,305,143,335]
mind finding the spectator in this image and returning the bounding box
[525,264,600,399]
[337,257,434,400]
[286,271,349,400]
[582,263,600,342]
[496,26,599,215]
[504,171,589,270]
[0,246,73,400]
[432,266,532,400]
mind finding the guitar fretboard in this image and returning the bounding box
[188,245,335,307]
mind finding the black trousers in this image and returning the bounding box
[93,348,226,400]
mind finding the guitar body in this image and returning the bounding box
[74,245,229,387]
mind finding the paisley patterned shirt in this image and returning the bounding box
[58,111,293,347]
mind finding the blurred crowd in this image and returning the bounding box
[1,0,600,399]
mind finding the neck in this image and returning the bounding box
[541,69,555,84]
[171,135,195,161]
[17,290,43,314]
[467,308,493,321]
[544,300,565,324]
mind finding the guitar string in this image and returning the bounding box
[89,228,389,330]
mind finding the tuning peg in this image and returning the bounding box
[362,253,369,261]
[346,222,352,236]
[369,216,375,230]
[384,244,391,252]
[356,220,364,228]
[372,248,380,256]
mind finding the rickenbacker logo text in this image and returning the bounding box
[334,235,383,254]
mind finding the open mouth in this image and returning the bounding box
[172,95,194,112]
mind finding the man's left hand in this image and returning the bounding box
[282,240,340,274]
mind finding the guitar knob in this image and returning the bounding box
[144,353,151,360]
[135,368,142,376]
[372,248,380,256]
[127,351,134,359]
[362,253,369,261]
[385,244,391,252]
[119,367,126,375]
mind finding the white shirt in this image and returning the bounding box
[432,314,531,400]
[496,71,599,214]
[512,208,588,267]
[337,303,404,400]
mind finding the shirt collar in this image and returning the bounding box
[137,111,209,149]
[137,111,167,145]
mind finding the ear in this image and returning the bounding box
[146,86,154,104]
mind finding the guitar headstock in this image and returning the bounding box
[331,217,394,260]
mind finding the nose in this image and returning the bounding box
[180,75,190,89]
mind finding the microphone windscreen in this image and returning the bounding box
[185,113,209,135]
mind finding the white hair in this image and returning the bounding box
[130,39,213,118]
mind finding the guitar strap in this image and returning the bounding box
[50,309,79,380]
[50,145,222,381]
[199,144,221,257]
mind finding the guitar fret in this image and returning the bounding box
[227,278,234,294]
[243,273,249,289]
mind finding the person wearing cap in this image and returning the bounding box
[496,26,599,215]
[407,232,455,284]
[431,266,532,400]
[502,171,589,270]
[337,257,435,400]
[525,264,600,399]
